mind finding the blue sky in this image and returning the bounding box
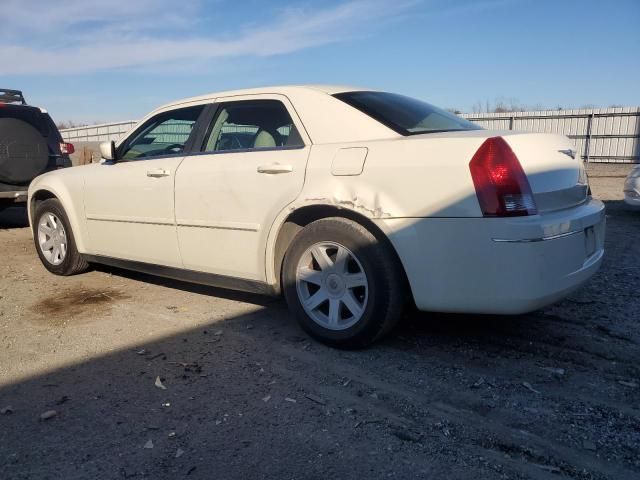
[1,0,638,123]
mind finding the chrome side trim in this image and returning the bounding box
[86,214,260,232]
[176,219,260,232]
[86,213,174,226]
[492,229,582,243]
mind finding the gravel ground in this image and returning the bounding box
[0,169,638,480]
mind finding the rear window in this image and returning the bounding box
[334,91,481,136]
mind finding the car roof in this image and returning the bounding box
[158,84,370,110]
[130,84,398,145]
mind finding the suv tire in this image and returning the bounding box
[0,118,50,184]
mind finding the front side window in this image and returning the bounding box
[202,100,304,153]
[334,91,481,136]
[119,106,204,160]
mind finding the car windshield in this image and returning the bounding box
[334,91,481,135]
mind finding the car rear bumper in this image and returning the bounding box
[376,198,606,314]
[0,190,28,203]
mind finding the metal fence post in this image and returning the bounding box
[584,113,594,163]
[509,116,514,130]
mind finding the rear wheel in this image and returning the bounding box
[33,198,89,276]
[283,217,404,348]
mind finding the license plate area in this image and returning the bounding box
[584,226,596,257]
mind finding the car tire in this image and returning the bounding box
[33,198,89,276]
[282,217,404,348]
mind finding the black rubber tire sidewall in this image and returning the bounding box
[33,198,86,276]
[0,118,50,184]
[283,218,402,349]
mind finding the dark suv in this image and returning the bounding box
[0,89,73,211]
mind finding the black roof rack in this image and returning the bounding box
[0,88,26,105]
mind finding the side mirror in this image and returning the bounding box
[99,141,116,161]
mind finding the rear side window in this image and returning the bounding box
[119,106,204,160]
[334,91,480,135]
[202,100,304,153]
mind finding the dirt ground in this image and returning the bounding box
[0,167,638,480]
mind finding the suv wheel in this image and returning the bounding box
[283,217,404,348]
[33,198,89,276]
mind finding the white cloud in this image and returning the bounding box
[0,0,200,38]
[0,0,417,75]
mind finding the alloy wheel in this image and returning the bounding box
[295,241,369,331]
[37,212,67,265]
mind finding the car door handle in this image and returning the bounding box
[147,168,171,178]
[257,164,293,174]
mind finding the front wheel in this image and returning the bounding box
[33,198,89,276]
[282,217,404,348]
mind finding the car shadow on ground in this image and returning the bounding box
[0,305,520,480]
[603,199,639,217]
[2,286,638,480]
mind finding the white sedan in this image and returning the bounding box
[28,86,605,347]
[624,164,640,208]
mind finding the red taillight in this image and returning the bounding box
[60,142,75,155]
[469,136,537,217]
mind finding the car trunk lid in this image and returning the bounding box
[407,129,588,213]
[501,132,588,212]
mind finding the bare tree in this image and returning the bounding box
[471,97,551,114]
[56,120,89,130]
